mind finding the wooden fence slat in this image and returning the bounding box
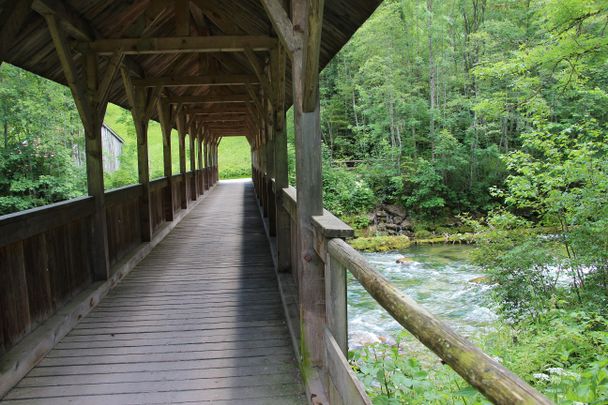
[0,242,31,347]
[23,234,53,325]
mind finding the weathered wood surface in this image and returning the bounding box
[327,238,552,405]
[1,181,305,405]
[325,330,371,405]
[0,211,94,356]
[105,186,142,267]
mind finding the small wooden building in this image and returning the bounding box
[101,123,124,173]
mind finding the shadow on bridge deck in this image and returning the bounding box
[1,181,306,405]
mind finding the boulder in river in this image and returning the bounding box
[396,257,414,264]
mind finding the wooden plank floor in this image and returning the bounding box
[1,180,306,405]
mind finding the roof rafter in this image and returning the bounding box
[88,36,277,55]
[168,94,252,104]
[133,74,258,87]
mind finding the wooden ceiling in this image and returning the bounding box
[0,0,382,137]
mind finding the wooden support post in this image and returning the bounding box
[203,138,210,190]
[260,139,268,217]
[292,0,325,368]
[272,46,291,272]
[265,97,276,236]
[216,139,220,183]
[121,69,152,242]
[326,254,347,355]
[197,132,204,194]
[157,98,175,221]
[189,121,197,200]
[44,14,110,280]
[176,112,188,209]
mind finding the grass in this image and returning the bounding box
[103,104,251,187]
[218,137,251,179]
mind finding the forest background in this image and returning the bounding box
[1,0,607,403]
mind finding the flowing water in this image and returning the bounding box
[348,244,498,351]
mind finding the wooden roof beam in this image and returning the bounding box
[195,110,248,115]
[167,94,252,104]
[302,0,324,112]
[88,36,277,55]
[44,13,93,131]
[175,0,191,36]
[243,48,275,106]
[259,0,301,56]
[200,117,247,123]
[132,74,258,87]
[32,0,95,41]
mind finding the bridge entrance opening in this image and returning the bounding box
[218,136,252,181]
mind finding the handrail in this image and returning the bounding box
[0,196,95,247]
[150,176,168,192]
[278,186,551,404]
[105,184,142,207]
[327,237,552,405]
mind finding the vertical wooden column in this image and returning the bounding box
[157,99,174,221]
[260,137,268,217]
[214,138,219,184]
[44,14,114,280]
[121,70,152,242]
[265,97,276,236]
[137,120,153,240]
[272,46,291,272]
[197,132,204,194]
[176,111,188,209]
[189,122,197,200]
[326,254,347,354]
[203,138,210,190]
[292,0,326,368]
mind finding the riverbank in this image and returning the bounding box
[349,232,478,252]
[347,244,608,404]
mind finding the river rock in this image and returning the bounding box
[383,204,407,218]
[400,218,413,229]
[396,257,413,264]
[469,276,491,284]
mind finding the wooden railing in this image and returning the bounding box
[0,168,214,356]
[277,185,552,405]
[150,177,168,233]
[0,197,95,355]
[105,184,143,266]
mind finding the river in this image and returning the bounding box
[348,244,498,351]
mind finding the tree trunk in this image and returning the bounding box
[427,0,436,160]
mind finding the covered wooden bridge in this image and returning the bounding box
[0,1,551,404]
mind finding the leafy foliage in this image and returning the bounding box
[350,334,490,404]
[0,64,86,214]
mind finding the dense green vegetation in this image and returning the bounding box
[0,65,85,215]
[312,0,608,403]
[1,0,607,402]
[318,0,608,222]
[217,137,251,179]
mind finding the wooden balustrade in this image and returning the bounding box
[105,184,143,266]
[172,174,184,212]
[150,177,168,233]
[0,169,218,357]
[278,186,551,405]
[0,197,95,355]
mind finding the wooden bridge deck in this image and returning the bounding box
[1,181,306,405]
